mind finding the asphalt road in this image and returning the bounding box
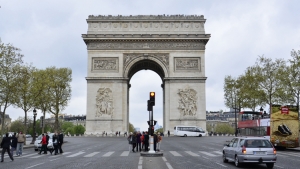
[0,136,300,169]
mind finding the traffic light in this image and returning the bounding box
[147,100,153,111]
[149,92,155,106]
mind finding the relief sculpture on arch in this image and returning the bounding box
[96,88,114,118]
[178,88,198,117]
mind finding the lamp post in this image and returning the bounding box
[259,107,263,136]
[30,108,37,144]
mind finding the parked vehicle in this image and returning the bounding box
[26,134,32,138]
[34,133,54,151]
[173,126,206,137]
[223,136,277,168]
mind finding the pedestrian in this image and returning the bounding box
[16,131,25,156]
[115,131,118,136]
[58,131,64,154]
[52,132,59,155]
[168,130,170,137]
[157,132,162,152]
[118,131,120,136]
[38,134,47,154]
[127,132,133,151]
[124,132,127,137]
[10,132,17,156]
[106,132,107,136]
[136,131,141,152]
[131,132,137,152]
[153,132,158,151]
[144,132,149,152]
[46,132,50,154]
[141,132,145,151]
[1,133,14,162]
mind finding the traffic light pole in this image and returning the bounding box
[148,110,155,153]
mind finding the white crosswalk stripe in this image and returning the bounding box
[66,152,85,157]
[120,151,130,156]
[169,151,182,156]
[199,151,217,157]
[103,151,114,157]
[185,151,199,156]
[84,152,99,157]
[213,151,223,155]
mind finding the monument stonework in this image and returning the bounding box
[82,15,210,135]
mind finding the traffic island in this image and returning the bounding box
[140,152,163,157]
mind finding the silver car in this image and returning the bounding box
[223,137,277,168]
[34,133,54,151]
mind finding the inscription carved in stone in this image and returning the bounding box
[96,88,114,117]
[88,41,205,50]
[92,58,118,71]
[175,57,200,71]
[123,53,169,69]
[178,88,198,116]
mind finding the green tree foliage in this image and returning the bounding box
[9,119,25,134]
[0,40,24,138]
[129,122,135,133]
[73,125,85,135]
[224,76,241,111]
[155,128,163,134]
[215,123,235,134]
[61,122,74,132]
[46,67,72,131]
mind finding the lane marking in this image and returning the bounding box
[166,162,174,169]
[25,163,44,169]
[66,152,85,157]
[84,152,99,157]
[274,165,284,168]
[103,151,114,157]
[170,151,182,156]
[199,151,217,157]
[216,162,227,167]
[185,151,200,156]
[49,158,59,161]
[138,156,143,169]
[162,157,167,161]
[213,151,223,155]
[120,151,129,156]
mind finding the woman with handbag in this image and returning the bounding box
[52,133,59,155]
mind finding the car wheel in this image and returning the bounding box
[235,155,241,167]
[199,134,202,137]
[266,163,274,169]
[222,152,228,163]
[35,149,38,151]
[184,134,187,137]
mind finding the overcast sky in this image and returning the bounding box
[0,0,299,131]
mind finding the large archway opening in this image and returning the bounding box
[128,60,165,132]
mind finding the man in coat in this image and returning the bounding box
[144,132,149,152]
[58,131,64,154]
[1,133,14,162]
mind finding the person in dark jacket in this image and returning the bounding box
[52,132,59,155]
[1,133,14,162]
[131,132,137,152]
[58,131,64,154]
[10,133,18,156]
[144,132,149,152]
[153,133,158,151]
[136,131,142,152]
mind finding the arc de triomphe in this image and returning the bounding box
[82,15,210,135]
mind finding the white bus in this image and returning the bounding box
[173,126,207,137]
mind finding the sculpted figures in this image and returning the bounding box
[96,88,113,117]
[178,88,198,116]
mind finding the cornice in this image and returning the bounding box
[87,15,206,22]
[82,34,210,39]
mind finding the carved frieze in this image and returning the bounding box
[88,15,205,20]
[178,88,198,116]
[174,57,200,71]
[123,53,169,70]
[96,88,114,118]
[92,57,118,72]
[88,41,205,50]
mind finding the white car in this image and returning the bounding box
[34,133,55,151]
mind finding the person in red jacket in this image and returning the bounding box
[38,134,47,154]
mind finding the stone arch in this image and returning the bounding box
[123,54,169,80]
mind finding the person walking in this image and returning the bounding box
[46,132,50,154]
[10,133,17,156]
[141,132,145,151]
[144,132,149,152]
[168,130,170,137]
[16,131,25,156]
[153,132,158,151]
[58,131,64,154]
[1,133,14,162]
[157,132,162,152]
[131,132,137,152]
[127,132,133,151]
[38,134,47,154]
[52,132,59,155]
[136,131,142,152]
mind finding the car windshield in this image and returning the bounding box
[37,133,54,140]
[243,139,273,148]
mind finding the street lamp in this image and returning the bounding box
[259,107,263,136]
[30,108,37,144]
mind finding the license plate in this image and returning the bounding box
[254,151,265,155]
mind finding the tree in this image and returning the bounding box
[224,76,242,111]
[13,64,37,139]
[129,122,135,132]
[155,128,163,134]
[46,67,72,131]
[9,119,26,134]
[73,125,85,135]
[61,121,74,132]
[253,56,286,112]
[215,123,235,134]
[0,40,24,138]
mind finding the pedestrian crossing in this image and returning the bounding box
[3,150,300,159]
